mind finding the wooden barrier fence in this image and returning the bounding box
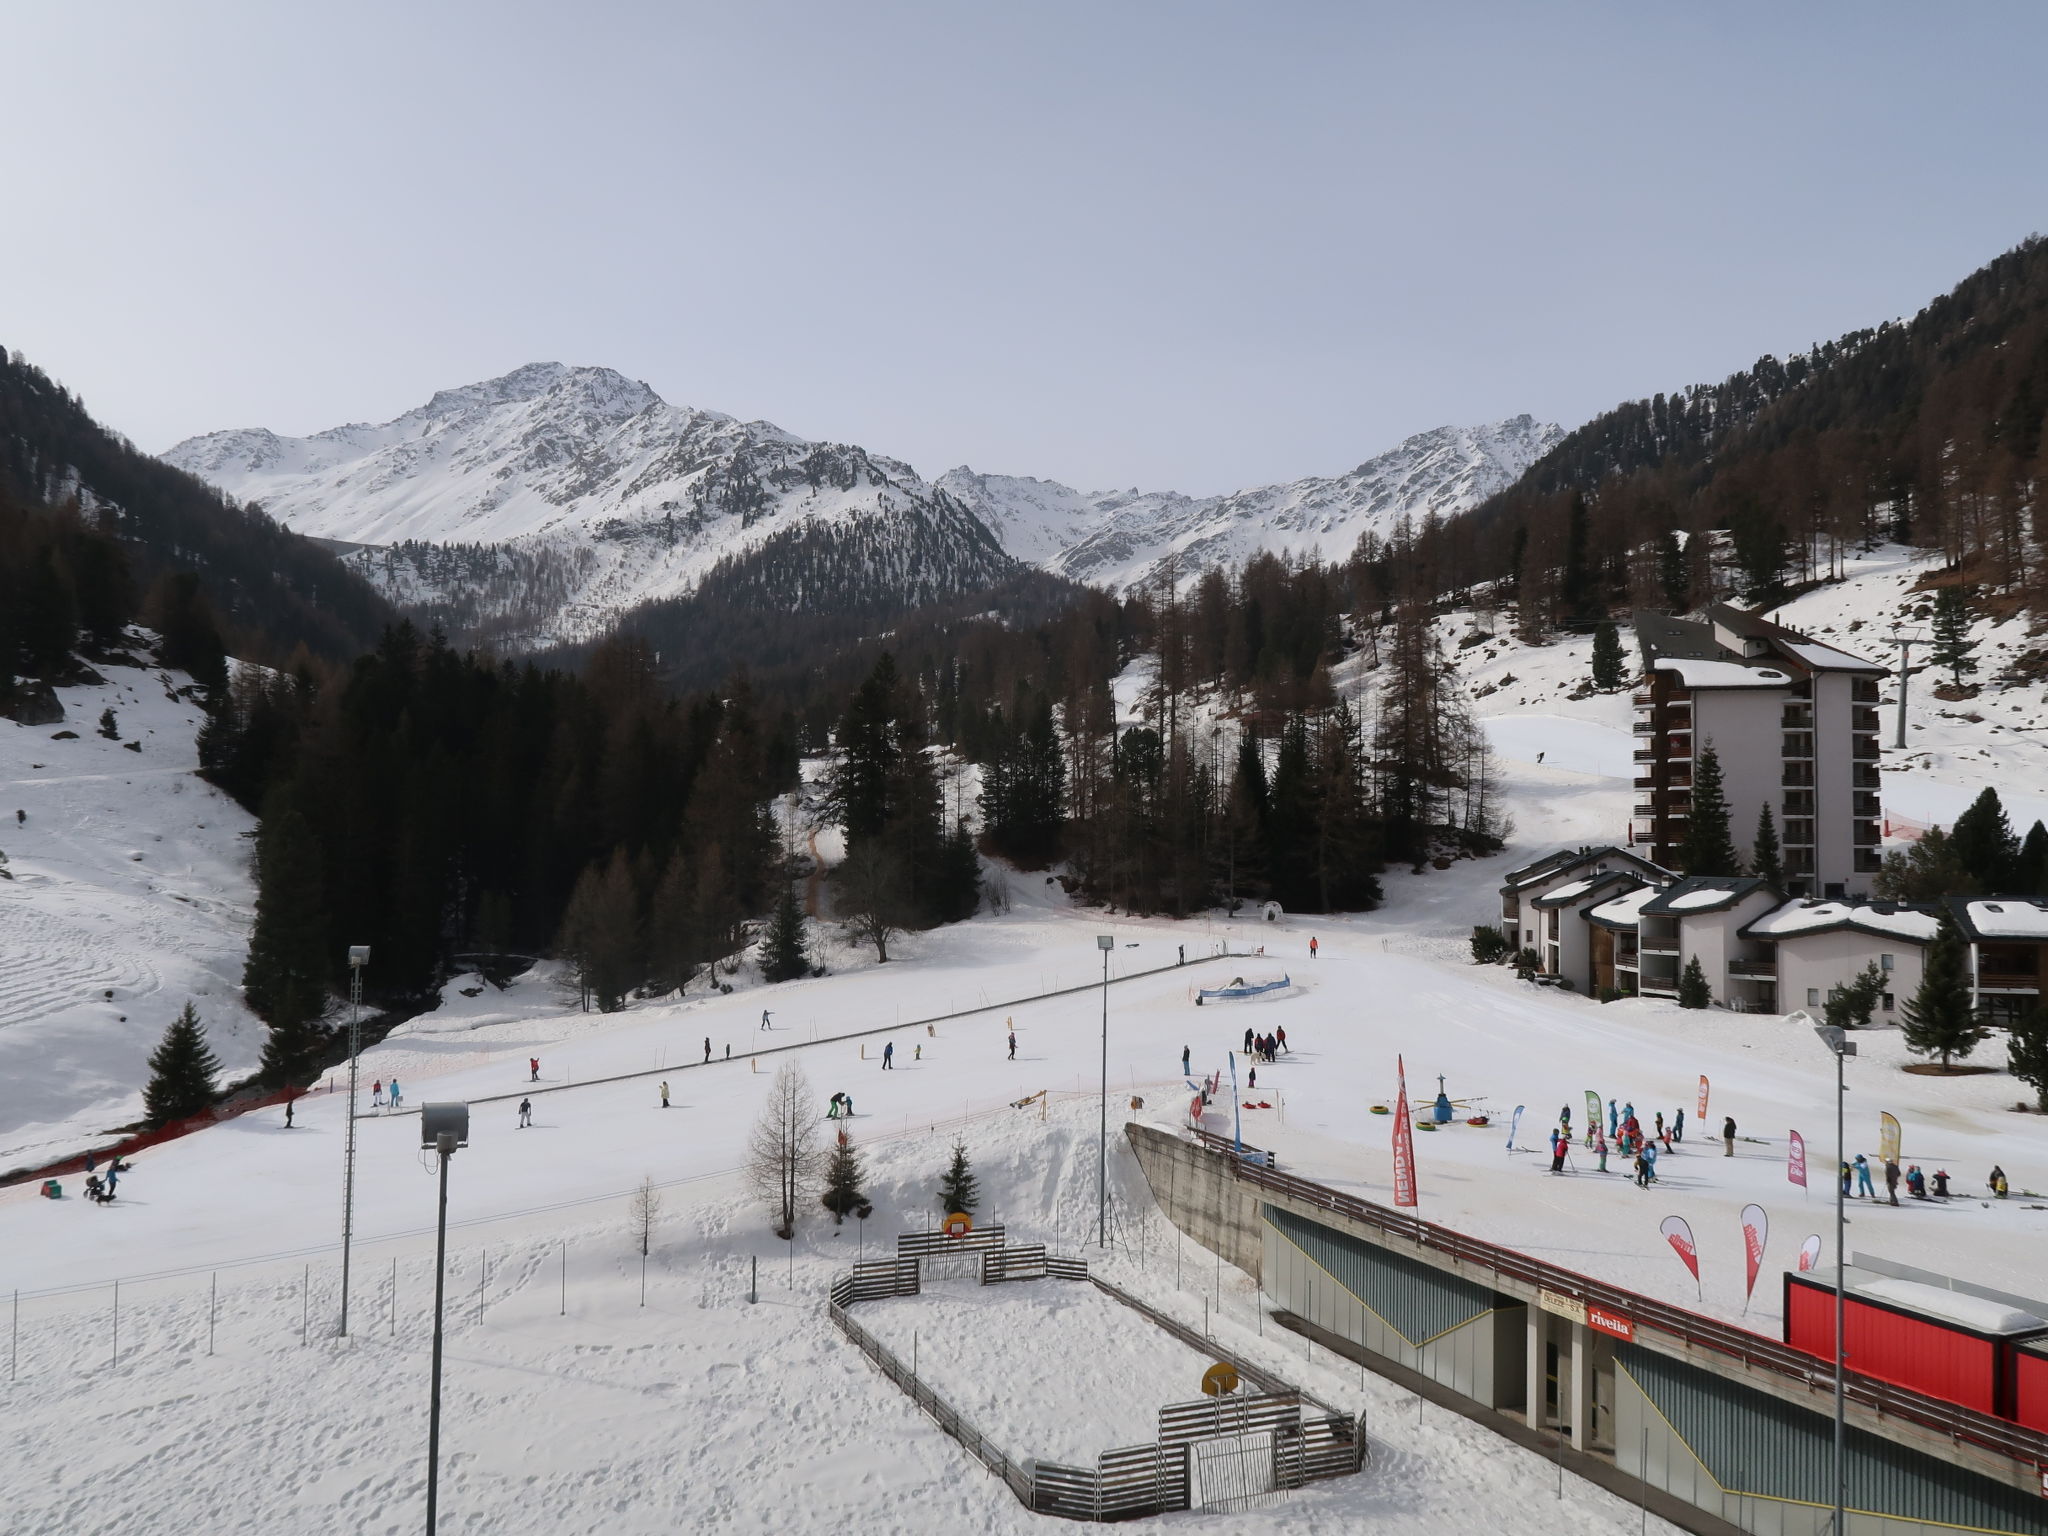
[980,1244,1048,1283]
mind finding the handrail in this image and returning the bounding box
[1184,1129,2048,1469]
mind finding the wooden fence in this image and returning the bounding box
[828,1258,920,1310]
[1033,1442,1191,1520]
[980,1244,1048,1283]
[897,1225,1007,1259]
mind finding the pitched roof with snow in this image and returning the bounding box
[1586,882,1663,931]
[1633,604,1882,681]
[1500,846,1667,896]
[1741,899,1938,945]
[1639,876,1776,917]
[1652,657,1796,689]
[1946,896,2048,941]
[1530,871,1645,911]
[1779,639,1886,674]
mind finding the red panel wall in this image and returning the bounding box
[2015,1347,2048,1433]
[1784,1276,2000,1414]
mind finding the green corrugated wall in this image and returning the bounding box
[1620,1345,2048,1535]
[1263,1204,1502,1345]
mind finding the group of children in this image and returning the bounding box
[1240,1027,1288,1063]
[1545,1098,1706,1186]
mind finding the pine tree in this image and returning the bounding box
[1656,531,1690,612]
[1949,787,2017,891]
[243,795,330,1083]
[2018,821,2048,896]
[1822,961,1886,1032]
[554,849,642,1012]
[2008,1007,2048,1113]
[820,1130,873,1224]
[1875,826,1978,901]
[1677,955,1712,1009]
[1675,746,1740,876]
[1902,908,1990,1069]
[759,882,810,983]
[1589,621,1626,691]
[1750,803,1784,888]
[1929,585,1978,687]
[936,1140,979,1217]
[141,1002,221,1127]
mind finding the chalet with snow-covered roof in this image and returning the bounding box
[1497,846,1671,978]
[1739,898,1936,1019]
[1633,604,1886,901]
[1634,876,1783,1006]
[1947,896,2048,1022]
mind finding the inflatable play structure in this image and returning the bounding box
[1195,974,1290,1004]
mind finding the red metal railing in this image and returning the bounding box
[1184,1128,2048,1470]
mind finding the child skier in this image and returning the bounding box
[660,1082,670,1108]
[518,1099,532,1128]
[1593,1128,1608,1172]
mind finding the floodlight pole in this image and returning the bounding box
[1097,934,1113,1248]
[339,944,370,1336]
[1811,1017,1856,1536]
[425,1125,459,1536]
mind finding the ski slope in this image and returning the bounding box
[0,656,262,1172]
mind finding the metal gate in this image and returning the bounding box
[1191,1433,1281,1513]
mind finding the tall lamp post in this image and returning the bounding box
[1097,933,1113,1248]
[420,1103,470,1536]
[338,944,370,1336]
[1810,1016,1856,1536]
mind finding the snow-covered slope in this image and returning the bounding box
[939,415,1561,593]
[0,651,262,1172]
[165,365,1558,649]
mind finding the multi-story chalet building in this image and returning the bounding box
[1633,605,1887,900]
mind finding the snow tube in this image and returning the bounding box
[1466,1115,1491,1127]
[1196,975,1291,1001]
[1369,1105,1390,1115]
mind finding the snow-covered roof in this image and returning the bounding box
[1586,883,1661,930]
[1952,898,2048,940]
[1780,639,1885,674]
[1651,657,1794,689]
[1501,846,1664,895]
[1531,872,1645,911]
[1853,1277,2048,1336]
[1640,876,1775,917]
[1533,877,1595,904]
[1743,900,1938,944]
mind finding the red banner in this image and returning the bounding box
[1787,1130,1807,1188]
[1660,1215,1699,1282]
[1697,1075,1710,1118]
[1587,1304,1635,1341]
[1741,1203,1768,1302]
[1391,1054,1417,1208]
[1797,1234,1822,1273]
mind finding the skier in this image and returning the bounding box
[1309,936,1318,960]
[1560,1105,1572,1130]
[1906,1165,1928,1200]
[1643,1141,1659,1183]
[1607,1098,1618,1138]
[1932,1168,1951,1198]
[1840,1162,1852,1197]
[882,1042,894,1070]
[1653,1111,1663,1141]
[1276,1027,1288,1053]
[703,1038,710,1063]
[1248,1065,1257,1089]
[1593,1128,1608,1172]
[660,1082,670,1108]
[388,1078,402,1108]
[103,1161,122,1197]
[1721,1115,1737,1158]
[373,1079,385,1107]
[1549,1128,1567,1174]
[914,1044,921,1060]
[725,1043,730,1059]
[1008,1031,1017,1060]
[842,1093,854,1116]
[518,1098,532,1128]
[1633,1150,1650,1188]
[1181,1046,1190,1076]
[1883,1158,1901,1205]
[284,1097,295,1128]
[1178,944,1185,965]
[1243,1028,1254,1055]
[1673,1107,1685,1143]
[13,808,21,825]
[1989,1164,2009,1198]
[529,1057,540,1083]
[1853,1154,1874,1198]
[761,1010,772,1031]
[84,1174,108,1203]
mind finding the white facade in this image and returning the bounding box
[1774,929,1924,1021]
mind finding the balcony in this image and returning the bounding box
[1853,792,1881,818]
[1638,981,1679,998]
[1727,957,1778,977]
[1632,720,1657,735]
[1852,735,1880,761]
[1633,748,1655,764]
[1782,733,1814,759]
[1783,764,1815,787]
[1972,972,2042,993]
[1854,820,1882,847]
[1853,678,1881,703]
[1634,804,1688,819]
[1853,707,1881,733]
[1638,940,1681,956]
[1781,707,1814,730]
[1634,776,1658,790]
[1853,764,1880,788]
[1853,849,1882,875]
[1783,819,1815,846]
[1782,792,1815,817]
[1631,691,1654,707]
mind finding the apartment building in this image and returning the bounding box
[1498,846,1672,970]
[1632,605,1886,900]
[1948,896,2048,1022]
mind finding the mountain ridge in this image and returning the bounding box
[165,364,1558,649]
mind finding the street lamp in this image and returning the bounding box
[420,1102,470,1536]
[339,944,370,1336]
[1810,1015,1856,1536]
[1097,934,1114,1248]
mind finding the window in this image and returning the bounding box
[1806,988,1820,1007]
[1880,954,1893,971]
[1881,993,1895,1012]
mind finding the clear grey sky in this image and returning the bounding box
[4,2,2045,494]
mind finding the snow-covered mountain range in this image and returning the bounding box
[164,364,1559,650]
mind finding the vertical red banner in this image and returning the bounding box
[1787,1130,1807,1188]
[1660,1215,1699,1285]
[1391,1054,1417,1208]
